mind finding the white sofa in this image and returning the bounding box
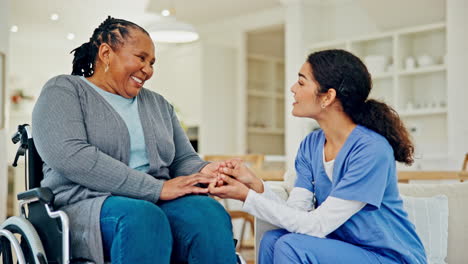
[255,171,468,264]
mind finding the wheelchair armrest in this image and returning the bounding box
[17,187,54,206]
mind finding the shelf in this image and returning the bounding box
[397,22,445,36]
[248,54,284,64]
[351,32,394,43]
[248,79,272,85]
[399,107,447,117]
[398,64,446,76]
[307,21,448,164]
[246,40,286,155]
[372,71,394,80]
[247,127,284,135]
[248,90,284,99]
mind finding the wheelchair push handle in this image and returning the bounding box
[11,130,22,144]
[11,124,32,167]
[12,147,26,167]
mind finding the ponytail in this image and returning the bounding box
[71,42,97,77]
[353,99,414,165]
[307,49,414,165]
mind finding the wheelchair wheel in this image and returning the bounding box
[1,228,26,264]
[236,252,247,264]
[0,216,47,264]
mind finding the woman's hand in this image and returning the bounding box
[200,162,221,177]
[208,174,250,201]
[159,173,214,200]
[219,159,264,193]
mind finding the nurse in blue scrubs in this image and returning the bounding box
[209,49,427,264]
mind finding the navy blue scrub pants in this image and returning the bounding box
[100,195,237,264]
[259,229,387,264]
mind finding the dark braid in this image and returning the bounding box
[71,16,149,77]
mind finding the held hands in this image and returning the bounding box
[200,161,221,177]
[219,159,264,194]
[208,159,264,201]
[208,174,250,201]
[159,162,222,200]
[159,160,263,202]
[160,173,215,200]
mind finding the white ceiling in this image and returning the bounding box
[357,0,445,30]
[9,0,445,48]
[145,0,281,24]
[10,0,281,41]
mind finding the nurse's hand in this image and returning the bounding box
[219,159,264,193]
[200,161,221,177]
[208,174,250,201]
[159,173,214,200]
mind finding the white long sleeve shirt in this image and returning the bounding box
[242,152,366,238]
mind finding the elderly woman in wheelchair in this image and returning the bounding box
[0,17,243,264]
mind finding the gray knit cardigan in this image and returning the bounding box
[32,75,208,263]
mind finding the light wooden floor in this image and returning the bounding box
[239,247,255,264]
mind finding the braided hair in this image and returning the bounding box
[307,49,414,165]
[71,16,149,77]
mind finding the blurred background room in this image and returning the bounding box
[1,0,467,263]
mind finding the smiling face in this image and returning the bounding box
[106,29,155,98]
[290,62,325,118]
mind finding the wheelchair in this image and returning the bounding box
[0,124,247,264]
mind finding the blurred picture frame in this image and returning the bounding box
[0,52,5,129]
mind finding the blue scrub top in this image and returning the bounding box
[295,125,426,264]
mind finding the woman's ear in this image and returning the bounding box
[97,43,112,66]
[323,88,337,107]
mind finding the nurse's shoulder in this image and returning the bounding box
[353,126,394,159]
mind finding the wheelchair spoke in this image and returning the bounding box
[1,236,14,264]
[1,216,47,264]
[0,229,26,264]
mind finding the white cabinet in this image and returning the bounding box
[309,22,448,164]
[246,54,285,155]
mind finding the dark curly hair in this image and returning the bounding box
[307,49,414,165]
[70,16,149,77]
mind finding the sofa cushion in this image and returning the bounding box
[401,194,448,264]
[282,169,296,194]
[399,182,468,264]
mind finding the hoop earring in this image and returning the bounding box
[104,63,109,73]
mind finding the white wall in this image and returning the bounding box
[6,29,80,160]
[198,7,284,154]
[447,0,468,167]
[151,7,285,155]
[149,43,203,127]
[9,30,75,98]
[199,44,238,154]
[330,1,379,39]
[0,0,11,221]
[151,42,238,155]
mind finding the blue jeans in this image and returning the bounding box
[259,229,386,264]
[100,195,236,264]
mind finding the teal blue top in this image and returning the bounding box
[81,77,150,172]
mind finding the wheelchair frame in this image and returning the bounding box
[0,124,70,264]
